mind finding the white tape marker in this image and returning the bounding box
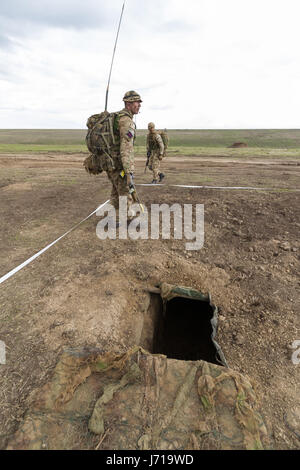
[138,183,300,191]
[138,184,272,190]
[136,183,300,192]
[0,200,110,285]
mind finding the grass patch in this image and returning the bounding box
[0,144,87,153]
[135,129,300,149]
[1,129,300,157]
[0,129,86,144]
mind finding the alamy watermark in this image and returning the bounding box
[96,197,204,250]
[291,340,300,365]
[0,340,6,365]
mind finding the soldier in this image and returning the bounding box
[106,90,142,224]
[146,122,165,184]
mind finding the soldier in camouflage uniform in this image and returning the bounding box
[146,122,165,184]
[106,90,142,223]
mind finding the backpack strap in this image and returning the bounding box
[118,109,133,119]
[113,109,134,134]
[108,114,116,145]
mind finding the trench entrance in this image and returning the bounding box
[140,293,225,366]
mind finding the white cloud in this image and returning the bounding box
[0,0,300,128]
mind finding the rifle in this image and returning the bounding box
[129,173,144,213]
[144,150,151,173]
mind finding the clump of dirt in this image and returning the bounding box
[229,142,248,148]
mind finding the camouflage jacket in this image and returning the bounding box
[146,131,164,156]
[112,108,136,174]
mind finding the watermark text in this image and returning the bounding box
[291,340,300,365]
[96,198,204,250]
[0,340,6,365]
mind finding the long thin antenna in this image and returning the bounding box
[105,1,126,111]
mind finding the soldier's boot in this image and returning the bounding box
[151,179,158,184]
[159,173,165,182]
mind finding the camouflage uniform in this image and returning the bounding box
[146,123,165,183]
[107,91,142,220]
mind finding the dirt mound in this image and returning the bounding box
[229,142,248,148]
[6,347,273,450]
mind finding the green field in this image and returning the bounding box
[1,129,300,157]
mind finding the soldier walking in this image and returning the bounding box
[106,90,142,224]
[146,122,165,184]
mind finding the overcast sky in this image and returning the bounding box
[0,0,300,129]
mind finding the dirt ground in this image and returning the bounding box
[0,151,299,450]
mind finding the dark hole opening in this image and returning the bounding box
[143,295,222,365]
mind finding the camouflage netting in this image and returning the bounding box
[7,346,272,450]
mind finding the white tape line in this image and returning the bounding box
[174,184,271,190]
[140,183,300,191]
[137,183,272,190]
[0,200,110,285]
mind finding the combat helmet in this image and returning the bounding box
[123,90,143,102]
[148,122,155,129]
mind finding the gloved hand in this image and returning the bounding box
[128,173,135,195]
[120,169,133,178]
[147,151,151,158]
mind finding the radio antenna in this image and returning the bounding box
[105,1,126,111]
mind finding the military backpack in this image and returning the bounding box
[148,129,169,157]
[84,110,129,174]
[159,129,169,154]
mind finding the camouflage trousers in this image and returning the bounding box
[106,168,134,220]
[149,152,163,182]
